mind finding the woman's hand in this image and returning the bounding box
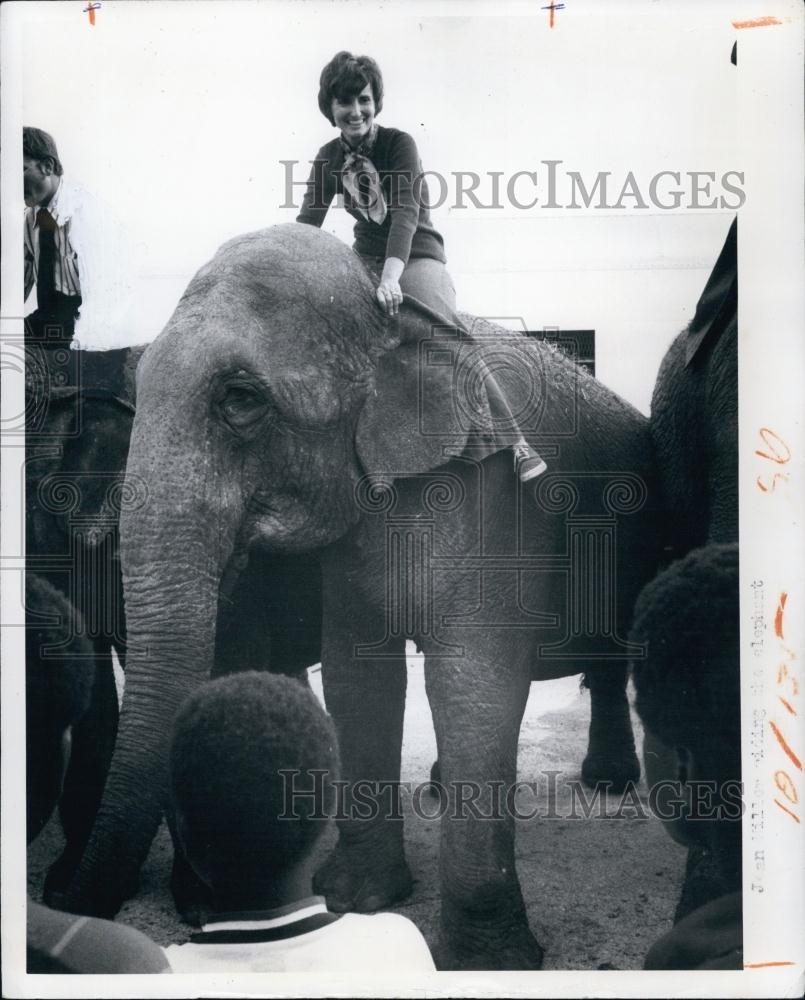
[376,257,405,315]
[376,278,403,315]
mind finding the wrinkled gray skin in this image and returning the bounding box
[649,315,737,554]
[25,347,321,921]
[65,225,658,969]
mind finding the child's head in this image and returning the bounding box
[630,545,740,881]
[169,671,340,898]
[26,575,95,842]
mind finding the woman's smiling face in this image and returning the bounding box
[331,83,376,146]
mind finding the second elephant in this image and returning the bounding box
[650,217,737,555]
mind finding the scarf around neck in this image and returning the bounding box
[339,125,387,225]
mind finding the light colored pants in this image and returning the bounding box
[400,257,458,318]
[359,254,534,458]
[359,254,457,320]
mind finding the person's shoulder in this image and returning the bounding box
[378,126,418,149]
[28,899,169,974]
[82,917,171,973]
[311,135,342,162]
[338,912,435,969]
[163,940,195,971]
[376,127,420,168]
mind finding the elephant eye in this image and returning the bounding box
[218,383,270,432]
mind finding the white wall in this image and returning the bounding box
[16,0,740,413]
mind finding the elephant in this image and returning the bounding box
[25,345,140,904]
[64,224,659,969]
[24,344,322,921]
[646,218,739,925]
[649,217,737,556]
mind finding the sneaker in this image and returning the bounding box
[514,445,547,482]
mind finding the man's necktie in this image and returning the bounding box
[36,207,58,313]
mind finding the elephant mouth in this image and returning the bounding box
[248,511,344,554]
[245,483,360,553]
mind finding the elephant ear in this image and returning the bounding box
[355,296,494,478]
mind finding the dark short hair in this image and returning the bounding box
[317,51,384,125]
[169,672,340,885]
[26,575,95,841]
[630,544,740,777]
[23,127,64,176]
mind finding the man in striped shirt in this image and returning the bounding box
[23,127,135,350]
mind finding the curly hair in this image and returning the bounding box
[23,127,64,175]
[169,671,340,884]
[630,544,740,779]
[317,51,384,125]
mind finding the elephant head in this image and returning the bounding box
[25,347,143,646]
[66,224,498,914]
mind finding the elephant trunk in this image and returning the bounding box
[64,432,240,917]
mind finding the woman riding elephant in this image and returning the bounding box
[297,51,546,481]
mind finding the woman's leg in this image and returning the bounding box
[402,260,546,479]
[370,255,546,480]
[398,257,458,318]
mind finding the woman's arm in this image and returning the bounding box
[383,130,422,265]
[296,148,337,228]
[377,256,405,315]
[376,131,423,314]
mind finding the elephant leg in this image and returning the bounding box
[44,647,121,906]
[425,646,543,971]
[313,618,411,912]
[580,662,640,793]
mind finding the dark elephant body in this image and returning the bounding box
[647,221,739,926]
[25,351,139,901]
[650,219,738,554]
[650,321,737,555]
[64,225,659,968]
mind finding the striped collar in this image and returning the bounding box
[191,896,341,945]
[202,896,328,932]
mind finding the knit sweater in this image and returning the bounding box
[296,125,446,265]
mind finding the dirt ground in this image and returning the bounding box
[28,654,687,971]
